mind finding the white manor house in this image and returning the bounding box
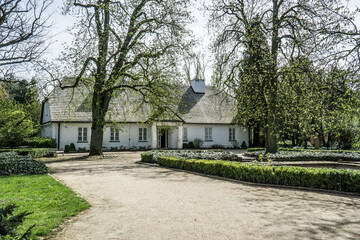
[41,79,250,150]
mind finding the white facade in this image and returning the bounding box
[42,121,249,150]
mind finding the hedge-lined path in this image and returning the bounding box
[47,152,360,240]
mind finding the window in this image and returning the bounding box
[183,127,188,142]
[139,127,148,141]
[205,127,212,141]
[110,128,119,141]
[78,127,88,142]
[229,127,236,141]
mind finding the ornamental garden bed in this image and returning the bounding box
[244,149,360,162]
[145,156,360,193]
[141,149,239,164]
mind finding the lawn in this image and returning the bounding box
[0,174,90,239]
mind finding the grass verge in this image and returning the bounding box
[0,174,90,239]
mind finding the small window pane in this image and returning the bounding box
[83,128,87,141]
[183,127,188,142]
[139,128,143,141]
[78,128,82,141]
[143,128,147,141]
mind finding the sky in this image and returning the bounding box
[41,0,360,84]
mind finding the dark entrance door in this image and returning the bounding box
[158,129,168,148]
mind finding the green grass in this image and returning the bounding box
[0,174,91,239]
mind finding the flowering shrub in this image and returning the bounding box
[245,150,360,161]
[141,150,239,163]
[157,156,360,193]
[0,152,49,175]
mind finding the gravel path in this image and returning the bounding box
[47,152,360,240]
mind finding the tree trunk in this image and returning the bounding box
[89,119,105,156]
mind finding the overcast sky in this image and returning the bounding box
[42,0,360,84]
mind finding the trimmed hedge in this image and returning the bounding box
[0,148,56,159]
[26,137,57,148]
[157,156,360,193]
[0,152,49,175]
[141,150,237,163]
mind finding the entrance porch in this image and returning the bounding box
[151,123,183,149]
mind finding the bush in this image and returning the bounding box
[64,145,71,153]
[193,138,204,148]
[211,144,224,149]
[141,150,238,163]
[182,143,189,149]
[188,142,195,149]
[240,141,247,149]
[157,156,360,193]
[70,143,76,152]
[26,137,56,148]
[0,204,34,240]
[0,149,56,158]
[231,140,239,149]
[0,152,49,175]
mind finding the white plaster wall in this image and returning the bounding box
[42,102,51,123]
[184,124,249,148]
[59,123,91,150]
[41,123,52,138]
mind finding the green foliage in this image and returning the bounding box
[210,144,224,149]
[240,141,247,149]
[0,175,91,239]
[0,100,36,148]
[0,149,56,159]
[193,138,204,148]
[64,144,76,153]
[26,138,56,148]
[141,150,237,163]
[0,152,48,175]
[157,156,360,193]
[188,142,195,149]
[0,204,34,240]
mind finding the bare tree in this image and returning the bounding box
[209,0,357,153]
[0,0,52,82]
[56,0,192,155]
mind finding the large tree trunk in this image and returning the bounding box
[89,85,112,156]
[265,107,278,153]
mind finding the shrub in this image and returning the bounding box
[0,149,56,158]
[26,137,56,148]
[193,138,204,148]
[141,150,238,163]
[70,143,76,152]
[240,141,247,149]
[0,152,49,175]
[211,144,224,149]
[188,142,195,149]
[231,140,239,149]
[157,156,360,193]
[0,203,34,240]
[64,145,71,153]
[182,143,190,149]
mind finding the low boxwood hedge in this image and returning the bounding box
[157,156,360,193]
[247,147,360,154]
[0,148,56,159]
[141,150,238,163]
[0,152,49,175]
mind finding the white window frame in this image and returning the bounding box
[110,127,120,142]
[183,127,188,142]
[78,127,88,142]
[205,127,212,141]
[139,127,148,142]
[229,127,236,141]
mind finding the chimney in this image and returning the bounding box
[191,79,205,94]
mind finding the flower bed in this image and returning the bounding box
[0,152,49,175]
[157,156,360,193]
[0,148,56,158]
[141,150,238,164]
[245,150,360,162]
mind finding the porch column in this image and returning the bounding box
[177,125,183,149]
[151,123,157,149]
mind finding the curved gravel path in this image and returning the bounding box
[47,152,360,240]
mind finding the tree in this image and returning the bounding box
[56,0,191,155]
[0,0,52,82]
[209,0,357,153]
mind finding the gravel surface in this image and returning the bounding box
[47,152,360,240]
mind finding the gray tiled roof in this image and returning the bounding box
[46,85,236,124]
